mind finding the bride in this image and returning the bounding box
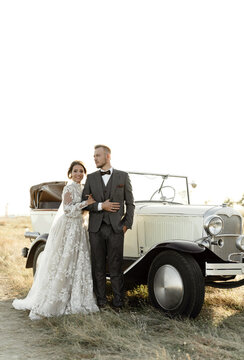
[13,160,99,320]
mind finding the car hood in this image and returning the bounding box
[135,202,230,217]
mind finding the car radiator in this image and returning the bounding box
[212,214,242,261]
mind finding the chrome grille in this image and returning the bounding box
[212,214,242,261]
[221,215,242,234]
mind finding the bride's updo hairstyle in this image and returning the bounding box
[67,160,87,179]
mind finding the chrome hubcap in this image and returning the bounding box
[154,264,184,310]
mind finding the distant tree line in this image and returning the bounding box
[224,194,244,207]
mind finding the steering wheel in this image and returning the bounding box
[150,186,176,202]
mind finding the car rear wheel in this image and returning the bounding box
[147,250,205,318]
[33,243,45,276]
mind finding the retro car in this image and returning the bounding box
[22,172,244,318]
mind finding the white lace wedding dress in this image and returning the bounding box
[12,181,99,320]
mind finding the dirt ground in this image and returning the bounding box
[0,276,66,360]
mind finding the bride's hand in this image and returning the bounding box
[86,194,95,205]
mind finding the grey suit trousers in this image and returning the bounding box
[89,223,124,307]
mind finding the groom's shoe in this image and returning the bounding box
[112,304,123,313]
[112,296,124,310]
[99,304,110,312]
[98,301,109,309]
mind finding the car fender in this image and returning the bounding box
[123,240,205,285]
[26,233,48,268]
[156,240,206,254]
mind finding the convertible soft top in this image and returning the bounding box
[30,181,67,209]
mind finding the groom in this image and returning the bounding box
[82,144,135,309]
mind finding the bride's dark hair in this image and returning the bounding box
[67,160,87,178]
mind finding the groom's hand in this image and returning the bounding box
[102,199,120,212]
[123,225,127,233]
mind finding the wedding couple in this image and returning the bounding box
[12,145,135,320]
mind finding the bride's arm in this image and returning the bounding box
[63,188,88,218]
[82,175,101,212]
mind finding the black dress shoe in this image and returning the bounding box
[112,305,123,313]
[112,298,124,309]
[98,302,109,309]
[112,298,124,310]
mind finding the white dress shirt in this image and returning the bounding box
[98,167,113,211]
[101,167,113,186]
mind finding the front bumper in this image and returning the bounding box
[24,231,40,240]
[206,260,244,276]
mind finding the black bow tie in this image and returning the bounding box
[101,170,111,176]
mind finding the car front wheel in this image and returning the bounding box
[147,250,205,318]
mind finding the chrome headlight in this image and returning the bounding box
[204,215,223,236]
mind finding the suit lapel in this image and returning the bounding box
[110,169,120,199]
[93,171,105,201]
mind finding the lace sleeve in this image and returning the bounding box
[63,187,87,218]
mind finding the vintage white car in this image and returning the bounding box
[22,172,244,318]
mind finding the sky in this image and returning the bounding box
[0,1,244,216]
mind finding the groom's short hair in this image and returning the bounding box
[94,144,111,154]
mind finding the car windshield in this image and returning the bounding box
[128,172,189,205]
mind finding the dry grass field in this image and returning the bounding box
[1,217,244,360]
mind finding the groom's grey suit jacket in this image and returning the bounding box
[82,169,135,233]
